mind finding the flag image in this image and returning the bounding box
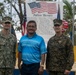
[47,3,57,14]
[28,2,40,14]
[37,1,48,13]
[28,1,57,14]
[22,9,27,36]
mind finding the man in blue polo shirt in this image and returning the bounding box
[18,20,47,75]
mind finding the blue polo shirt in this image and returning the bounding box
[18,33,47,64]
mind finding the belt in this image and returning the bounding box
[23,63,40,67]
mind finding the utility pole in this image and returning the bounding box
[72,0,75,46]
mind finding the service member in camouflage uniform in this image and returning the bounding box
[46,19,74,75]
[0,16,17,75]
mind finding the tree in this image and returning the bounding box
[63,0,76,45]
[63,0,73,35]
[3,0,25,26]
[0,3,5,21]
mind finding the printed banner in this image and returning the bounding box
[26,0,63,45]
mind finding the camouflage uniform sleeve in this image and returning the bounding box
[66,37,74,70]
[13,35,17,65]
[46,40,50,69]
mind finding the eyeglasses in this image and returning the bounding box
[5,22,11,24]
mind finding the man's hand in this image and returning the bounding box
[38,66,44,75]
[64,70,70,75]
[18,64,21,70]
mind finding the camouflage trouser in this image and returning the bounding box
[49,71,66,75]
[0,68,13,75]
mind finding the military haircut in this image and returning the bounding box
[27,20,37,27]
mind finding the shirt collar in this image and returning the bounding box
[26,33,37,38]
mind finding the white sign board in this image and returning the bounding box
[26,0,63,45]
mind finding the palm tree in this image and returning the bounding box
[63,0,73,34]
[63,0,76,45]
[63,0,72,34]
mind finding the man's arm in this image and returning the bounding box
[38,53,46,75]
[40,54,46,67]
[18,52,22,69]
[64,37,74,75]
[13,35,17,66]
[66,38,74,70]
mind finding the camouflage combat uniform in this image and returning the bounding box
[46,34,74,74]
[0,32,16,75]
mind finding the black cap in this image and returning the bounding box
[53,19,62,26]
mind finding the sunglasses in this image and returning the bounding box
[5,22,11,24]
[54,24,60,26]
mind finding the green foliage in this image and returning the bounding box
[63,0,73,35]
[2,0,24,26]
[63,0,73,19]
[0,3,5,17]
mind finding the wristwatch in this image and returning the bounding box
[40,65,44,68]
